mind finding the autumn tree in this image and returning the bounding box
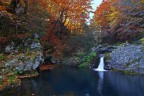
[91,0,144,42]
[115,0,144,40]
[91,0,112,42]
[39,0,92,59]
[39,0,92,41]
[0,0,92,59]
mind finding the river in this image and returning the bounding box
[1,67,144,96]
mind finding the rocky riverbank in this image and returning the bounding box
[108,43,144,75]
[0,39,44,91]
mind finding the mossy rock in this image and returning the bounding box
[0,53,7,61]
[105,53,110,60]
[122,70,138,75]
[8,75,16,83]
[111,68,139,75]
[17,70,39,78]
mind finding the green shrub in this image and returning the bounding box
[0,53,6,61]
[78,62,88,68]
[140,38,144,45]
[105,53,110,60]
[0,81,2,85]
[8,75,15,83]
[78,52,96,68]
[26,48,31,55]
[14,69,24,75]
[115,42,122,46]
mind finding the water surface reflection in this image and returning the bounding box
[1,68,144,96]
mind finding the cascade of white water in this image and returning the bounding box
[97,57,104,70]
[94,56,106,71]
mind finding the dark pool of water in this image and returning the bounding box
[1,67,144,96]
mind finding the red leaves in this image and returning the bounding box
[0,37,8,44]
[7,33,30,39]
[0,33,29,44]
[40,64,56,70]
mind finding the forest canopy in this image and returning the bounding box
[91,0,144,43]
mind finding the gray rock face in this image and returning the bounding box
[109,43,144,74]
[94,44,117,54]
[5,42,15,53]
[4,42,44,72]
[31,42,41,49]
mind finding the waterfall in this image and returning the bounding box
[94,56,106,71]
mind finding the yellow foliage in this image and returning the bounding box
[42,0,91,32]
[64,19,69,26]
[141,0,144,3]
[106,6,121,27]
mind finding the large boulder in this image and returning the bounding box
[4,42,44,72]
[93,44,117,54]
[109,43,144,74]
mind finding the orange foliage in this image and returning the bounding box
[39,0,92,59]
[0,6,5,11]
[94,0,112,27]
[40,64,57,70]
[39,0,91,33]
[41,25,65,59]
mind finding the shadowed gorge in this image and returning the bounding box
[0,0,144,95]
